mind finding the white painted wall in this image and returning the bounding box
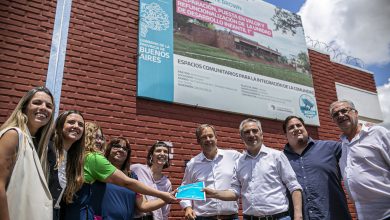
[335,82,383,122]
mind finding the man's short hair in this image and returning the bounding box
[329,99,356,115]
[195,124,217,144]
[282,116,305,133]
[239,118,262,137]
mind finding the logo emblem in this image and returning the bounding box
[299,94,317,118]
[140,3,170,38]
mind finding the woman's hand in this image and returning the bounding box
[159,191,176,203]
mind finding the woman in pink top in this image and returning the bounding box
[131,141,173,220]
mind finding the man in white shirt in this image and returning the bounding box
[180,124,241,220]
[204,118,303,220]
[330,100,390,220]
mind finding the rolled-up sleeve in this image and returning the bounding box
[380,127,390,165]
[229,162,241,197]
[278,153,302,193]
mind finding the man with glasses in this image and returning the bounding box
[204,118,303,220]
[180,124,241,220]
[282,116,351,220]
[330,100,390,220]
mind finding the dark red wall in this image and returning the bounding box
[1,1,378,219]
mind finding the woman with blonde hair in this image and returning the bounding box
[85,122,106,153]
[0,86,55,220]
[47,110,85,220]
[61,122,176,220]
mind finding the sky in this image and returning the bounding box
[263,0,390,126]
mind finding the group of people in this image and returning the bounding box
[182,101,389,220]
[0,86,389,220]
[0,87,175,220]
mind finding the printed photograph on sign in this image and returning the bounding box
[137,0,320,125]
[173,0,312,86]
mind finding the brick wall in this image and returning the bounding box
[0,1,378,219]
[0,0,56,121]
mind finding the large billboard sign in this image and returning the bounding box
[137,0,320,125]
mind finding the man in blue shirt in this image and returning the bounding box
[282,116,351,220]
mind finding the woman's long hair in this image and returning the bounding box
[84,122,104,154]
[104,137,131,176]
[0,86,55,177]
[52,110,85,203]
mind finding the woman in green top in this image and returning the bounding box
[61,122,176,220]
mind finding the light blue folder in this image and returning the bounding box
[176,182,206,201]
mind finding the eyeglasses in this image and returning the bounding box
[95,135,105,141]
[331,108,354,119]
[112,144,130,152]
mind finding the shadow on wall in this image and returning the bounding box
[135,98,319,140]
[135,98,245,128]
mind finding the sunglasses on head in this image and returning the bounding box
[155,141,173,148]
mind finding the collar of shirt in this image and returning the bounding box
[284,137,315,155]
[243,144,269,159]
[199,147,224,162]
[144,165,168,184]
[340,124,368,144]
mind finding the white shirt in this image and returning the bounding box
[230,145,302,216]
[339,125,390,220]
[131,164,172,220]
[58,150,67,189]
[179,148,241,216]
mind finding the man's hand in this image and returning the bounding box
[202,188,237,201]
[184,207,196,220]
[202,187,217,198]
[294,214,303,220]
